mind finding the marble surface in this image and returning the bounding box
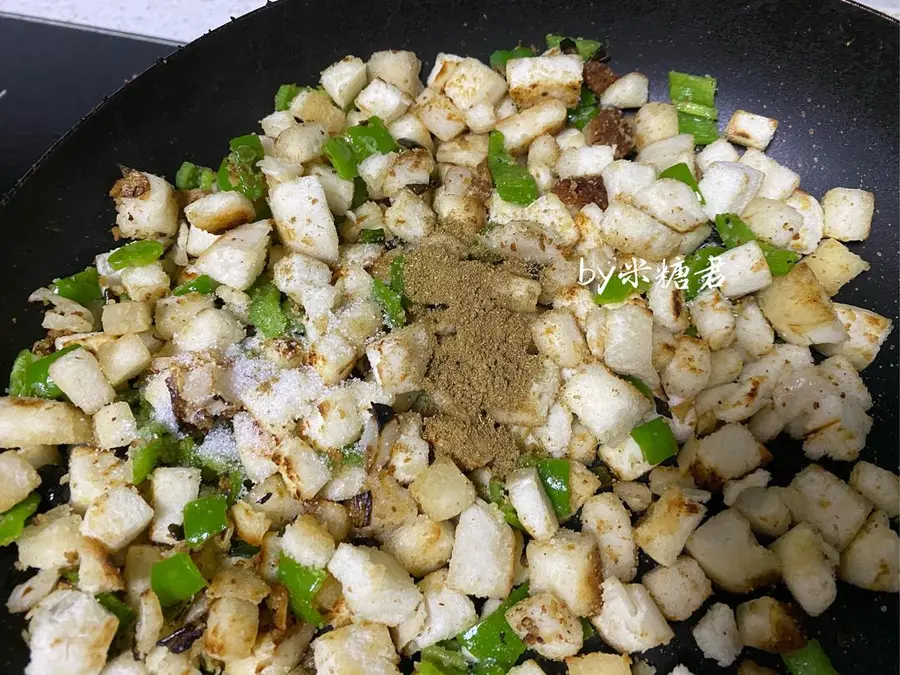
[0,0,896,43]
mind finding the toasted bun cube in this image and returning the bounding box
[726,110,779,150]
[396,568,476,654]
[0,450,41,513]
[598,201,683,262]
[506,55,582,109]
[849,461,899,518]
[355,78,412,123]
[48,349,115,416]
[448,500,515,599]
[681,424,771,491]
[815,303,893,370]
[662,336,711,402]
[822,187,874,241]
[632,178,708,233]
[184,190,256,234]
[804,238,869,296]
[97,333,152,387]
[643,555,712,621]
[149,467,201,545]
[494,99,568,155]
[204,597,259,663]
[193,219,271,290]
[634,102,679,151]
[716,241,772,298]
[112,171,178,239]
[382,515,454,578]
[771,523,838,617]
[839,510,899,592]
[0,398,92,449]
[173,307,245,352]
[634,487,707,567]
[591,577,674,654]
[698,161,763,221]
[320,55,368,109]
[601,159,657,203]
[566,653,632,675]
[505,592,583,661]
[692,603,742,667]
[367,50,422,97]
[313,622,400,675]
[444,57,507,111]
[527,529,602,617]
[409,456,475,522]
[696,138,740,174]
[68,445,129,514]
[600,72,649,108]
[270,177,339,264]
[506,467,559,542]
[81,485,153,553]
[413,88,467,142]
[581,492,636,582]
[735,596,805,654]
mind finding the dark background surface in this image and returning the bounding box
[0,1,897,673]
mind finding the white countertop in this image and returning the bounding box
[0,0,896,43]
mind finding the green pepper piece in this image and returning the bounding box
[623,375,654,400]
[277,553,327,627]
[674,100,718,120]
[7,349,36,397]
[324,137,359,180]
[345,116,399,160]
[274,83,303,111]
[581,617,597,640]
[593,272,651,305]
[131,437,161,485]
[417,663,454,675]
[248,279,288,338]
[489,45,535,72]
[763,247,801,276]
[230,540,261,558]
[351,176,369,208]
[51,267,102,305]
[199,167,216,192]
[0,493,41,546]
[219,135,267,203]
[150,552,207,607]
[677,112,718,145]
[782,639,839,675]
[714,213,800,276]
[281,299,306,336]
[537,459,571,519]
[487,480,523,529]
[358,228,385,243]
[567,87,600,130]
[183,495,228,548]
[685,325,699,337]
[421,642,469,674]
[631,417,678,465]
[373,279,406,329]
[172,274,217,296]
[24,345,81,399]
[668,71,717,108]
[107,240,165,271]
[96,592,136,633]
[339,443,365,467]
[389,256,406,294]
[658,162,705,205]
[683,245,727,301]
[457,584,529,672]
[488,130,538,205]
[545,34,605,60]
[175,161,201,190]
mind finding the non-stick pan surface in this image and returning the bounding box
[0,0,896,672]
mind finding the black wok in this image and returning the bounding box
[0,0,897,672]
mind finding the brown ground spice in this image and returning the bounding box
[400,237,541,476]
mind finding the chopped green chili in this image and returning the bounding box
[581,617,597,640]
[677,112,718,145]
[0,493,41,546]
[183,495,229,548]
[457,584,529,673]
[593,271,651,305]
[714,213,800,276]
[172,274,217,296]
[545,34,605,60]
[674,100,718,120]
[175,161,202,190]
[7,349,35,397]
[281,299,306,336]
[373,279,406,329]
[19,345,81,400]
[683,245,727,301]
[248,278,288,338]
[150,552,207,607]
[278,553,327,627]
[782,640,839,675]
[218,134,267,203]
[345,116,399,160]
[107,240,165,271]
[389,255,406,296]
[623,375,654,400]
[420,642,468,675]
[488,130,538,205]
[487,480,523,529]
[658,162,705,204]
[631,417,678,465]
[274,83,303,111]
[668,71,717,108]
[536,459,572,519]
[358,228,386,243]
[489,45,535,72]
[229,540,261,558]
[96,592,136,633]
[324,137,359,180]
[669,71,718,145]
[199,167,216,192]
[567,87,600,130]
[685,325,699,337]
[50,267,102,305]
[351,176,369,208]
[131,437,162,485]
[339,444,366,467]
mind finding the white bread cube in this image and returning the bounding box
[600,72,649,108]
[739,149,802,202]
[782,464,871,550]
[413,88,467,141]
[506,55,582,108]
[17,506,84,570]
[696,138,740,174]
[613,481,653,513]
[81,485,152,552]
[101,301,152,335]
[822,187,874,241]
[698,161,763,221]
[173,307,245,352]
[733,486,792,538]
[563,362,653,445]
[274,436,332,500]
[26,590,118,675]
[804,238,869,296]
[692,603,742,667]
[662,336,711,402]
[154,294,213,339]
[741,197,803,249]
[849,461,899,518]
[302,389,363,452]
[366,323,433,395]
[581,492,636,582]
[367,50,422,97]
[839,510,899,592]
[685,509,780,593]
[494,99,568,155]
[648,279,691,333]
[531,308,588,367]
[444,57,507,111]
[274,122,328,164]
[634,102,679,151]
[642,555,712,621]
[802,399,871,462]
[204,596,259,663]
[15,445,60,471]
[527,529,602,617]
[193,218,271,290]
[355,78,412,123]
[184,190,256,234]
[601,159,657,203]
[269,177,339,264]
[327,543,421,626]
[307,162,355,216]
[489,192,579,246]
[448,500,515,598]
[0,398,93,448]
[313,622,400,675]
[716,242,772,298]
[7,567,59,614]
[288,87,346,133]
[68,445,128,513]
[396,568,476,654]
[506,467,559,541]
[382,515,454,578]
[0,450,40,513]
[723,469,771,506]
[505,592,583,660]
[784,189,825,254]
[230,500,271,547]
[356,151,397,200]
[636,134,695,174]
[708,346,744,387]
[48,349,115,415]
[409,456,475,522]
[436,134,488,167]
[464,100,498,133]
[556,145,616,178]
[735,597,804,654]
[566,653,632,675]
[632,178,708,233]
[681,424,771,491]
[149,467,200,545]
[590,577,674,654]
[599,201,683,261]
[634,487,707,566]
[771,523,838,617]
[726,110,778,150]
[120,261,170,303]
[820,353,870,410]
[97,333,151,387]
[112,171,178,239]
[388,112,434,153]
[186,223,222,256]
[735,297,775,359]
[282,513,336,569]
[815,303,893,370]
[604,302,658,388]
[690,291,736,350]
[382,148,435,198]
[320,55,368,109]
[599,435,654,482]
